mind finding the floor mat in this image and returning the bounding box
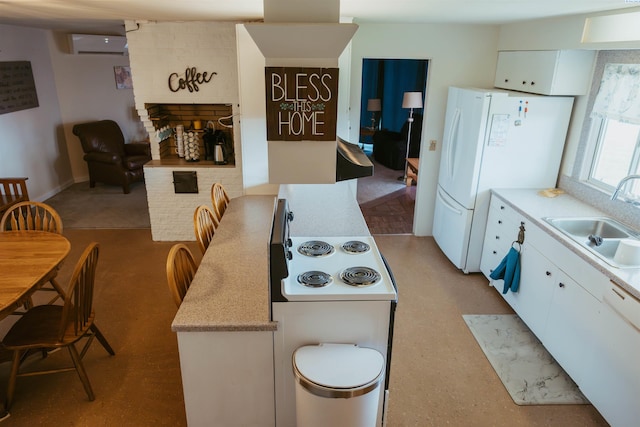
[463,314,589,405]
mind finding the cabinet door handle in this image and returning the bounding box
[558,282,565,288]
[498,220,502,224]
[495,236,500,240]
[492,250,497,254]
[611,288,626,300]
[545,271,551,276]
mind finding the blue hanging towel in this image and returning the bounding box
[489,247,521,294]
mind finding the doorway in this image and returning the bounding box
[357,58,429,235]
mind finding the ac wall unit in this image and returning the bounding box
[69,34,128,55]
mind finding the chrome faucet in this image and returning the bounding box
[611,174,640,201]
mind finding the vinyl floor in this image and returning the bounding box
[0,229,608,426]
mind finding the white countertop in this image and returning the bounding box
[492,188,640,300]
[278,182,370,237]
[171,196,278,332]
[172,183,373,332]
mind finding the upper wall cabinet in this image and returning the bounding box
[494,50,596,95]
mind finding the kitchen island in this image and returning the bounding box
[171,195,277,427]
[171,181,386,426]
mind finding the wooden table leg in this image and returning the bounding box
[406,158,419,186]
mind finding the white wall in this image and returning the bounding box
[236,24,277,195]
[0,25,71,201]
[498,7,640,51]
[349,23,500,236]
[0,24,145,201]
[48,31,146,183]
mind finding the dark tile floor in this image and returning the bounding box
[360,186,416,234]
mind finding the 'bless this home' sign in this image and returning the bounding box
[265,67,338,141]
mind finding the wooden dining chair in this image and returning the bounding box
[194,205,218,255]
[2,242,115,411]
[0,201,66,305]
[0,200,62,233]
[166,243,198,307]
[210,182,230,222]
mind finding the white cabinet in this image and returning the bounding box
[482,192,640,427]
[582,283,640,427]
[482,198,554,338]
[177,331,276,426]
[480,201,520,279]
[508,244,555,338]
[494,50,595,95]
[543,270,600,385]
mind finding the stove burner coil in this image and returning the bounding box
[297,240,335,257]
[297,271,333,288]
[342,240,370,254]
[340,267,381,287]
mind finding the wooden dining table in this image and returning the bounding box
[0,230,70,319]
[0,230,70,419]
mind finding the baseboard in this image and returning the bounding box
[36,178,77,202]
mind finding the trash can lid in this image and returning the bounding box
[293,343,384,389]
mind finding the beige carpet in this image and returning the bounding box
[356,155,406,205]
[463,314,589,406]
[44,181,150,229]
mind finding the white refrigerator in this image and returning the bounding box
[433,86,573,273]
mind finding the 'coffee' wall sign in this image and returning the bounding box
[265,67,338,141]
[168,67,217,93]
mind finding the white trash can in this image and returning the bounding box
[293,343,385,427]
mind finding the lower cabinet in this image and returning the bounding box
[543,269,600,385]
[582,284,640,427]
[482,193,640,427]
[176,331,275,426]
[505,244,554,338]
[480,201,520,278]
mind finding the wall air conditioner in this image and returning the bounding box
[69,34,128,55]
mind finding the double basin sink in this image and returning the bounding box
[544,217,640,269]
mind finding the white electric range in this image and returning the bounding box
[282,235,397,302]
[269,199,397,427]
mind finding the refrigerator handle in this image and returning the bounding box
[437,187,463,216]
[447,108,461,179]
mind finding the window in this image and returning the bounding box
[589,117,640,191]
[588,63,640,200]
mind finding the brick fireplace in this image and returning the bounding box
[125,20,244,241]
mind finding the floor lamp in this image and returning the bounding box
[400,91,423,182]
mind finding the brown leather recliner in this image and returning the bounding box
[72,120,151,194]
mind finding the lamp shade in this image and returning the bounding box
[367,98,381,112]
[402,92,423,109]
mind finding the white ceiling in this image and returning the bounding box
[0,0,637,34]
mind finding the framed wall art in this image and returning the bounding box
[0,61,39,115]
[114,65,133,89]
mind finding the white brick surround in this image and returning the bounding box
[144,164,243,242]
[125,20,249,241]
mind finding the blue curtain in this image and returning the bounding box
[360,59,428,132]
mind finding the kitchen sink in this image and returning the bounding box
[545,217,635,239]
[543,217,640,268]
